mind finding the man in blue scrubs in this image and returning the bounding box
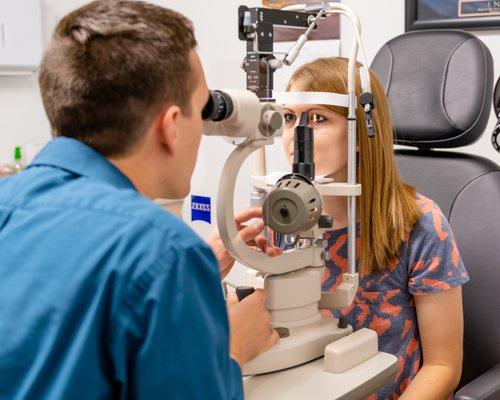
[0,1,279,399]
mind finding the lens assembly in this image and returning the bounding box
[202,90,234,122]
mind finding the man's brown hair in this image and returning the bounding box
[39,0,197,157]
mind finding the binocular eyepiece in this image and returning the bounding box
[202,90,234,122]
[202,88,283,140]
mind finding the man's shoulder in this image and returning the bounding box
[70,179,202,247]
[1,171,215,297]
[1,167,204,251]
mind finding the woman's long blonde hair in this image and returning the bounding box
[287,57,421,275]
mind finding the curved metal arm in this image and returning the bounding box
[217,138,324,276]
[282,2,371,93]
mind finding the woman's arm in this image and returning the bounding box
[401,286,464,400]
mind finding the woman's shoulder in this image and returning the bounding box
[414,193,444,216]
[403,193,468,295]
[409,193,450,242]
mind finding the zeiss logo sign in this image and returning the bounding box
[191,195,212,224]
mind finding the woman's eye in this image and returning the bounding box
[284,113,296,125]
[311,114,327,124]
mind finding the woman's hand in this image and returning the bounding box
[205,207,282,279]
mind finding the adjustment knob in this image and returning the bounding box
[259,107,284,138]
[493,124,500,153]
[262,175,322,235]
[338,315,348,329]
[318,215,333,229]
[279,206,290,218]
[236,286,255,301]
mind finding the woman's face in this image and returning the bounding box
[282,102,348,179]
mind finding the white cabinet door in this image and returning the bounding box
[0,0,43,75]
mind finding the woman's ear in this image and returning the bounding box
[158,105,181,156]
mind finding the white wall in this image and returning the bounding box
[1,0,499,163]
[0,0,88,163]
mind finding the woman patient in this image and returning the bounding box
[281,57,469,399]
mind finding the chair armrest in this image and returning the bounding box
[456,363,500,400]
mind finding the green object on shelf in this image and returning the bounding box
[12,146,25,173]
[14,146,22,161]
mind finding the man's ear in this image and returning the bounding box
[158,105,182,156]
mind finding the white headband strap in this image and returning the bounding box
[273,91,350,108]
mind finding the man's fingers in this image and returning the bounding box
[253,235,283,256]
[254,235,268,250]
[248,288,267,304]
[270,329,280,345]
[235,207,264,224]
[266,247,283,257]
[244,237,261,247]
[226,293,239,307]
[247,233,270,248]
[238,219,266,243]
[262,329,280,353]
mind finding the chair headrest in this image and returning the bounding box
[371,30,493,149]
[494,75,500,117]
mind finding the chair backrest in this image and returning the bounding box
[371,29,500,388]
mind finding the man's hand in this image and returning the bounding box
[227,289,279,368]
[205,207,282,279]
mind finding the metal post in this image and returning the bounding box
[347,92,357,275]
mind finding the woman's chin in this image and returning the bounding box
[316,170,336,178]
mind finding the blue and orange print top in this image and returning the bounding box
[322,194,469,399]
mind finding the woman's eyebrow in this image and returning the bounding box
[283,107,324,113]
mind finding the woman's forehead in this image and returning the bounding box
[283,104,330,112]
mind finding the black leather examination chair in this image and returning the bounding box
[371,30,500,399]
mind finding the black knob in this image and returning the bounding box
[319,215,333,229]
[236,286,255,302]
[338,315,348,329]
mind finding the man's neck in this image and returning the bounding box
[108,155,157,199]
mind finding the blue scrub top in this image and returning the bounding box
[0,137,243,399]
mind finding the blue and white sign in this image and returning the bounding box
[191,195,212,224]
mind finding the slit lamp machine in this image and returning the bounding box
[202,2,398,398]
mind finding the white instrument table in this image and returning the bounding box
[244,352,398,400]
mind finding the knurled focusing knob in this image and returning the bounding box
[492,123,500,153]
[262,174,322,235]
[236,286,255,301]
[338,316,348,329]
[280,207,290,218]
[318,215,333,229]
[259,105,284,138]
